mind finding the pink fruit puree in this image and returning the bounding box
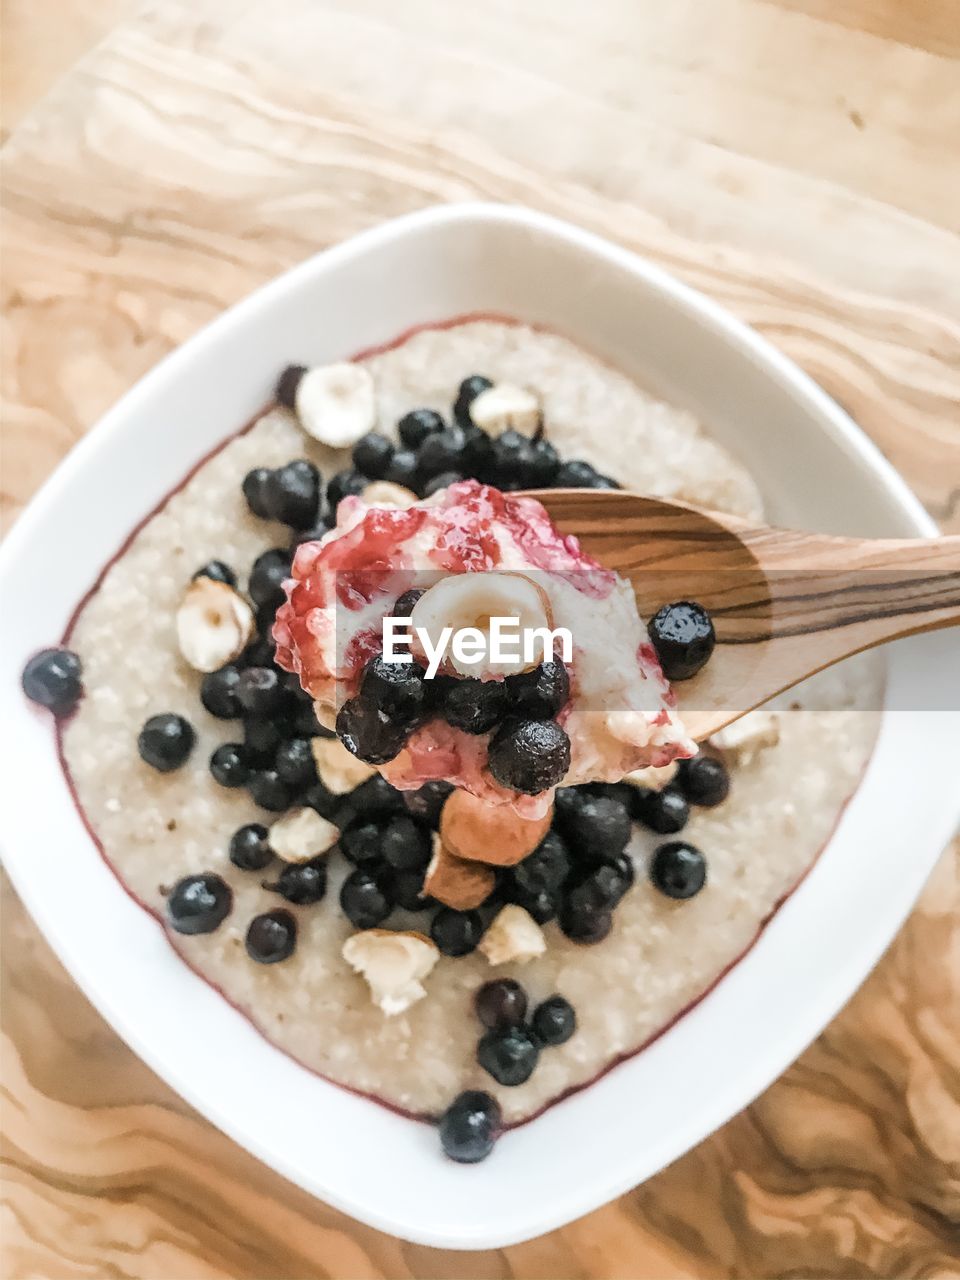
[274,481,694,816]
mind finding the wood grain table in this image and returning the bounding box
[2,2,959,1276]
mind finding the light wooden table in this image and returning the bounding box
[2,3,959,1277]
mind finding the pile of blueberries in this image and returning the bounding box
[163,745,727,965]
[234,370,618,556]
[279,368,620,512]
[338,647,572,794]
[439,979,575,1163]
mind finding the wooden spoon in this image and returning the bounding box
[534,489,960,742]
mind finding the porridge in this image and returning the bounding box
[29,319,882,1159]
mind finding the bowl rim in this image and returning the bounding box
[1,202,957,1250]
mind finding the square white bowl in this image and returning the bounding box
[1,204,958,1249]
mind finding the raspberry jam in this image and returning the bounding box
[274,481,617,700]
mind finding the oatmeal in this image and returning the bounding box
[55,319,882,1130]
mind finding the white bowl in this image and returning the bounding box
[1,204,957,1249]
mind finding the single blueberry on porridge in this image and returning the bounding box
[29,319,881,1162]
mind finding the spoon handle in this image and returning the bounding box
[676,531,960,741]
[735,531,960,649]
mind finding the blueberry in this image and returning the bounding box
[348,774,404,817]
[236,667,285,718]
[340,818,386,866]
[487,719,571,795]
[453,375,493,428]
[558,900,612,945]
[650,841,707,899]
[336,696,409,765]
[167,873,232,935]
[249,548,291,612]
[293,699,327,738]
[192,559,236,587]
[442,677,509,734]
[289,520,333,551]
[209,742,250,788]
[398,408,445,449]
[302,780,342,822]
[532,995,576,1046]
[265,459,321,530]
[327,469,367,511]
[241,628,279,671]
[263,857,327,905]
[587,780,637,809]
[431,907,484,957]
[513,830,571,895]
[490,429,538,488]
[21,648,83,716]
[417,427,469,479]
[402,780,454,828]
[474,978,527,1031]
[553,785,587,822]
[359,655,430,729]
[392,588,424,618]
[493,435,557,490]
[381,815,432,871]
[249,768,294,811]
[504,661,569,720]
[340,867,393,928]
[242,467,275,518]
[566,857,634,915]
[504,880,558,924]
[677,754,730,807]
[243,715,283,764]
[229,823,273,871]
[274,737,317,789]
[276,364,307,408]
[477,1026,539,1086]
[560,795,632,861]
[352,431,395,479]
[461,424,495,480]
[524,438,560,487]
[439,1090,501,1164]
[606,849,636,900]
[138,713,195,772]
[383,448,420,489]
[393,870,432,911]
[554,459,619,489]
[246,909,297,963]
[648,601,716,681]
[422,470,464,497]
[197,666,239,720]
[637,786,689,835]
[624,784,654,822]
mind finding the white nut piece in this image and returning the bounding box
[410,571,554,677]
[315,701,337,732]
[294,362,376,448]
[478,904,546,966]
[709,710,780,763]
[268,807,339,863]
[362,481,419,509]
[176,577,255,673]
[342,929,439,1016]
[311,736,375,794]
[468,382,541,439]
